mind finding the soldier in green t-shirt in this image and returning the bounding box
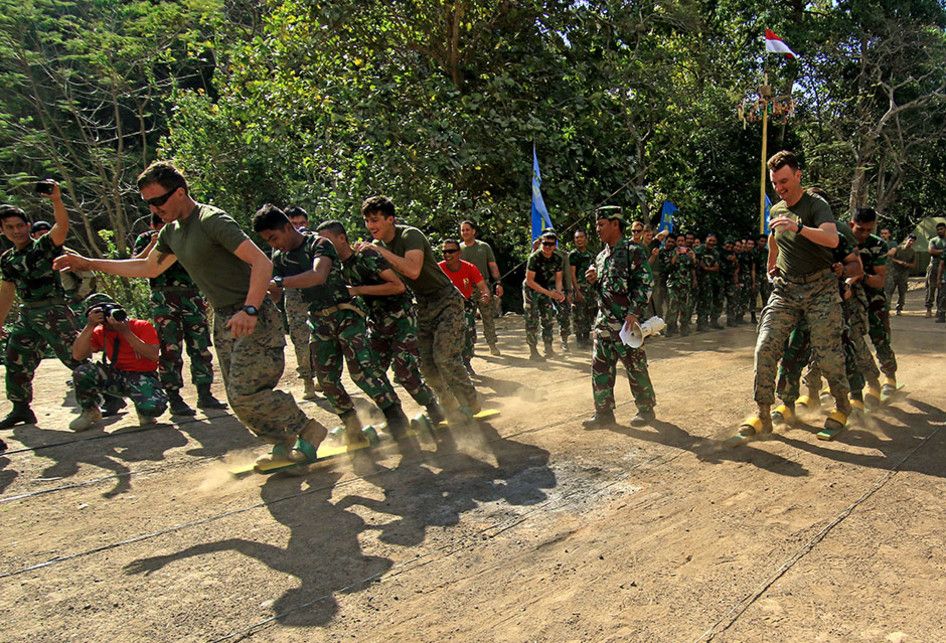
[926,222,945,318]
[0,182,83,430]
[55,162,329,471]
[359,196,480,419]
[884,234,917,315]
[735,151,851,442]
[459,220,503,356]
[524,232,566,360]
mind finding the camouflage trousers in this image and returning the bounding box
[938,268,946,315]
[696,277,723,325]
[284,287,312,379]
[213,299,308,443]
[845,297,881,386]
[866,297,897,378]
[775,312,863,405]
[524,290,555,347]
[151,288,214,392]
[925,262,941,311]
[666,285,693,333]
[725,282,740,322]
[884,267,909,312]
[73,362,167,417]
[754,271,850,409]
[571,284,597,342]
[368,307,437,407]
[758,279,772,311]
[5,302,81,404]
[416,289,478,410]
[462,298,477,361]
[651,275,668,320]
[591,331,656,414]
[476,291,499,346]
[555,296,571,342]
[745,282,759,317]
[310,307,399,416]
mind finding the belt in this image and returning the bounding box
[309,302,365,318]
[781,267,833,285]
[22,297,66,309]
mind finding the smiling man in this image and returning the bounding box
[737,150,851,441]
[54,162,327,469]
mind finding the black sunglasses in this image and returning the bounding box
[541,241,556,246]
[442,248,460,254]
[143,187,179,208]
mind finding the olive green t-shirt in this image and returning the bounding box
[155,203,251,309]
[376,225,453,299]
[272,234,351,312]
[772,192,835,276]
[889,244,916,271]
[459,240,496,284]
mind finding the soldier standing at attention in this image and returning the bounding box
[884,233,917,315]
[930,222,946,320]
[569,229,597,349]
[254,205,410,443]
[696,233,724,331]
[282,205,320,400]
[359,196,480,418]
[582,206,657,429]
[134,214,226,416]
[737,150,850,440]
[0,182,83,430]
[721,240,740,326]
[315,220,446,425]
[438,239,491,376]
[55,162,328,470]
[524,231,566,361]
[459,220,503,356]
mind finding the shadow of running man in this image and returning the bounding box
[122,470,393,629]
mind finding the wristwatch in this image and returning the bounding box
[242,305,259,316]
[272,275,284,288]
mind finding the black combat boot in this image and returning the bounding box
[382,404,410,440]
[529,346,545,361]
[340,409,369,447]
[582,410,616,429]
[425,401,446,425]
[167,390,197,416]
[101,394,127,417]
[196,383,227,410]
[0,403,37,430]
[630,408,656,427]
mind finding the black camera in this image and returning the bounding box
[92,303,128,323]
[35,180,55,195]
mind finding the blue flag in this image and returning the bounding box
[531,145,553,240]
[763,194,773,234]
[657,200,677,233]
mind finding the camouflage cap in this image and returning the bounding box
[595,205,624,223]
[30,220,51,233]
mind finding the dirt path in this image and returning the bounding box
[2,287,944,642]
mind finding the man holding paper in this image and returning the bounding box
[582,206,657,429]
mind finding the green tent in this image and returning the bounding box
[911,216,946,276]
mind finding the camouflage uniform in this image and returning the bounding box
[284,288,313,380]
[524,249,563,348]
[737,250,755,321]
[553,248,572,344]
[1,234,81,404]
[755,244,771,309]
[695,245,723,328]
[858,234,897,378]
[59,248,110,324]
[650,242,671,320]
[134,231,215,393]
[666,248,696,335]
[926,235,945,314]
[591,239,656,414]
[569,247,596,345]
[342,249,437,406]
[720,249,740,324]
[73,363,167,418]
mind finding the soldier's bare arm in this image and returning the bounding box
[44,181,69,247]
[72,309,104,361]
[370,245,424,281]
[349,267,405,297]
[53,248,177,279]
[284,255,331,289]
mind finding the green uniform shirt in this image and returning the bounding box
[0,233,66,303]
[737,250,755,284]
[667,248,696,289]
[526,250,563,290]
[720,250,738,283]
[857,233,889,300]
[771,192,835,276]
[272,234,350,312]
[134,230,197,289]
[594,239,652,333]
[568,248,595,286]
[155,204,251,309]
[342,249,411,316]
[697,246,721,279]
[889,244,916,271]
[459,240,496,285]
[376,225,453,299]
[929,235,946,271]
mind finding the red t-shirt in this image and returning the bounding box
[90,320,160,372]
[438,259,484,300]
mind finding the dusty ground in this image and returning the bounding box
[1,284,944,642]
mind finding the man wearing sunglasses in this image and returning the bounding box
[438,239,491,376]
[54,161,329,471]
[524,231,566,360]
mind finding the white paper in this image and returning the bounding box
[619,320,634,346]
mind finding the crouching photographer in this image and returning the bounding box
[68,300,168,431]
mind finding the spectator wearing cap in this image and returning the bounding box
[885,233,917,315]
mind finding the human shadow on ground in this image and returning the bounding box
[122,424,555,630]
[584,417,809,477]
[775,398,946,478]
[0,454,17,494]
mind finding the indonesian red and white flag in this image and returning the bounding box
[765,29,798,59]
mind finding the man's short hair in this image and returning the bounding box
[0,205,29,226]
[767,150,800,173]
[460,219,478,233]
[936,222,946,229]
[252,203,291,232]
[361,195,395,219]
[853,207,877,224]
[285,206,309,221]
[706,232,717,240]
[442,238,461,249]
[315,219,347,239]
[30,220,52,234]
[541,231,557,242]
[136,161,189,193]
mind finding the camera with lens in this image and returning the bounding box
[92,303,128,323]
[34,180,55,195]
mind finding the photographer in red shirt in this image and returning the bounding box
[68,300,168,431]
[438,238,490,376]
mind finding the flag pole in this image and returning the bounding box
[759,74,770,235]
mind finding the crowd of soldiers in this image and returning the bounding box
[0,150,927,459]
